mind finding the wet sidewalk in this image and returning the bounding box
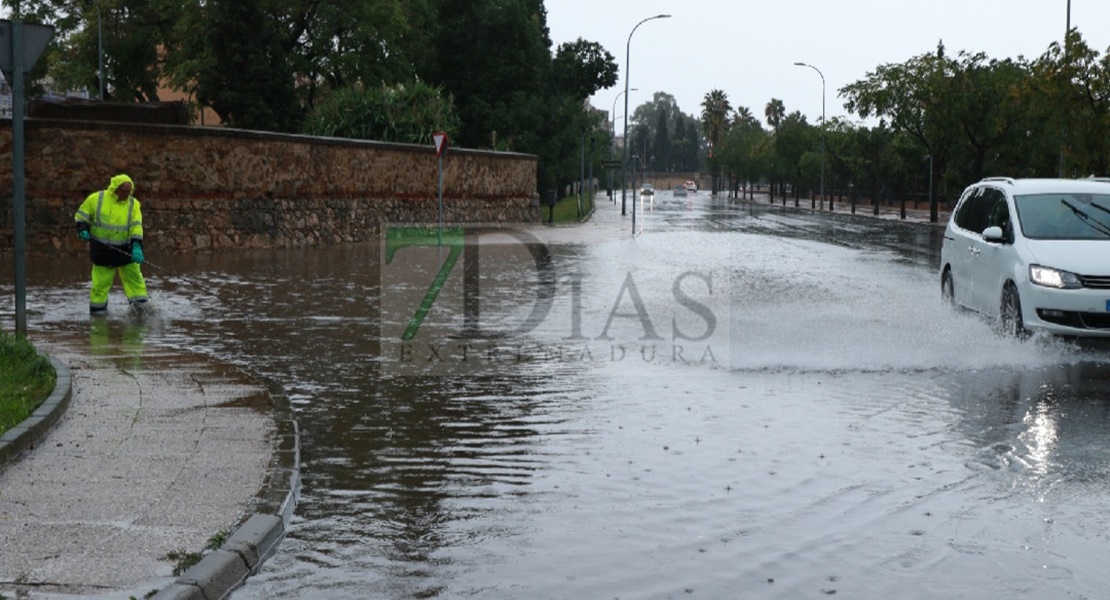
[0,330,298,600]
[733,190,950,225]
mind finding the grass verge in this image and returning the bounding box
[0,330,57,437]
[545,194,596,224]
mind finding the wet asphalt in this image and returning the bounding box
[5,191,1110,599]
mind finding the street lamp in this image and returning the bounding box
[1059,0,1071,177]
[794,62,825,211]
[623,13,671,234]
[94,0,103,100]
[611,87,637,145]
[610,88,637,201]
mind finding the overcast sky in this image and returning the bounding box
[546,0,1110,128]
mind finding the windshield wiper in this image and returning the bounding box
[1060,199,1110,238]
[1090,201,1110,218]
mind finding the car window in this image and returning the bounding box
[1015,193,1110,239]
[954,187,992,234]
[983,189,1013,242]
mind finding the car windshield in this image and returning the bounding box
[1014,193,1110,240]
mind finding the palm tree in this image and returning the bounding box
[764,98,785,132]
[732,106,759,129]
[701,89,732,194]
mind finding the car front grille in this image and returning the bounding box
[1079,274,1110,289]
[1038,309,1110,330]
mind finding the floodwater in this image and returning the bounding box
[6,192,1110,599]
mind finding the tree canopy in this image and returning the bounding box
[12,0,618,195]
[11,0,1109,201]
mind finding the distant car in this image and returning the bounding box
[939,176,1110,337]
[684,181,698,193]
[673,185,688,198]
[640,183,654,197]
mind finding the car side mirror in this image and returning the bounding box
[981,226,1005,242]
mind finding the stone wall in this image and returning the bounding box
[0,119,539,256]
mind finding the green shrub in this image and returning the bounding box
[0,330,56,436]
[301,80,461,145]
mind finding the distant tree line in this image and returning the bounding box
[623,92,705,173]
[699,34,1110,209]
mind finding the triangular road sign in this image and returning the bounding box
[0,20,55,84]
[433,131,449,157]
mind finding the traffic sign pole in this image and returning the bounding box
[12,20,26,337]
[2,19,55,338]
[432,132,448,246]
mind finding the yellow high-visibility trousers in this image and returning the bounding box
[90,263,148,312]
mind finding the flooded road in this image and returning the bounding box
[6,193,1110,599]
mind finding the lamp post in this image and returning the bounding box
[610,88,636,201]
[1059,0,1071,177]
[623,13,671,234]
[794,62,825,211]
[611,88,637,142]
[94,0,103,100]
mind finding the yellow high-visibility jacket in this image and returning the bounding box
[75,174,144,268]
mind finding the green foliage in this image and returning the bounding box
[195,0,302,132]
[552,39,619,101]
[164,549,202,577]
[432,0,553,150]
[0,330,56,437]
[301,81,460,145]
[162,528,228,577]
[207,529,230,551]
[652,109,671,171]
[14,0,617,196]
[548,193,594,223]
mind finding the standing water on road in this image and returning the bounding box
[6,198,1110,599]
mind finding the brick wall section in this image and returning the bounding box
[0,119,539,256]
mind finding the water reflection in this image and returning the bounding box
[87,315,148,364]
[945,361,1110,493]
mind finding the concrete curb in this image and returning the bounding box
[0,354,71,473]
[151,377,301,600]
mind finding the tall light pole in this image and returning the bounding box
[794,62,825,211]
[623,13,671,233]
[94,0,103,100]
[611,87,637,146]
[1059,0,1071,177]
[610,88,637,201]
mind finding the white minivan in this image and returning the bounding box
[939,177,1110,337]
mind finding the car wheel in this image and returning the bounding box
[999,283,1027,338]
[941,269,955,304]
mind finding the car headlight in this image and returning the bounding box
[1029,265,1082,289]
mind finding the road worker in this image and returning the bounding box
[74,174,150,316]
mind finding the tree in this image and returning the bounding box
[552,39,619,101]
[701,89,732,193]
[700,89,731,152]
[301,81,461,144]
[775,111,811,199]
[686,123,700,172]
[430,0,552,150]
[764,98,785,131]
[842,43,955,201]
[652,108,671,172]
[629,92,683,158]
[21,0,188,101]
[1027,31,1110,176]
[194,0,301,132]
[672,115,689,172]
[719,106,765,199]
